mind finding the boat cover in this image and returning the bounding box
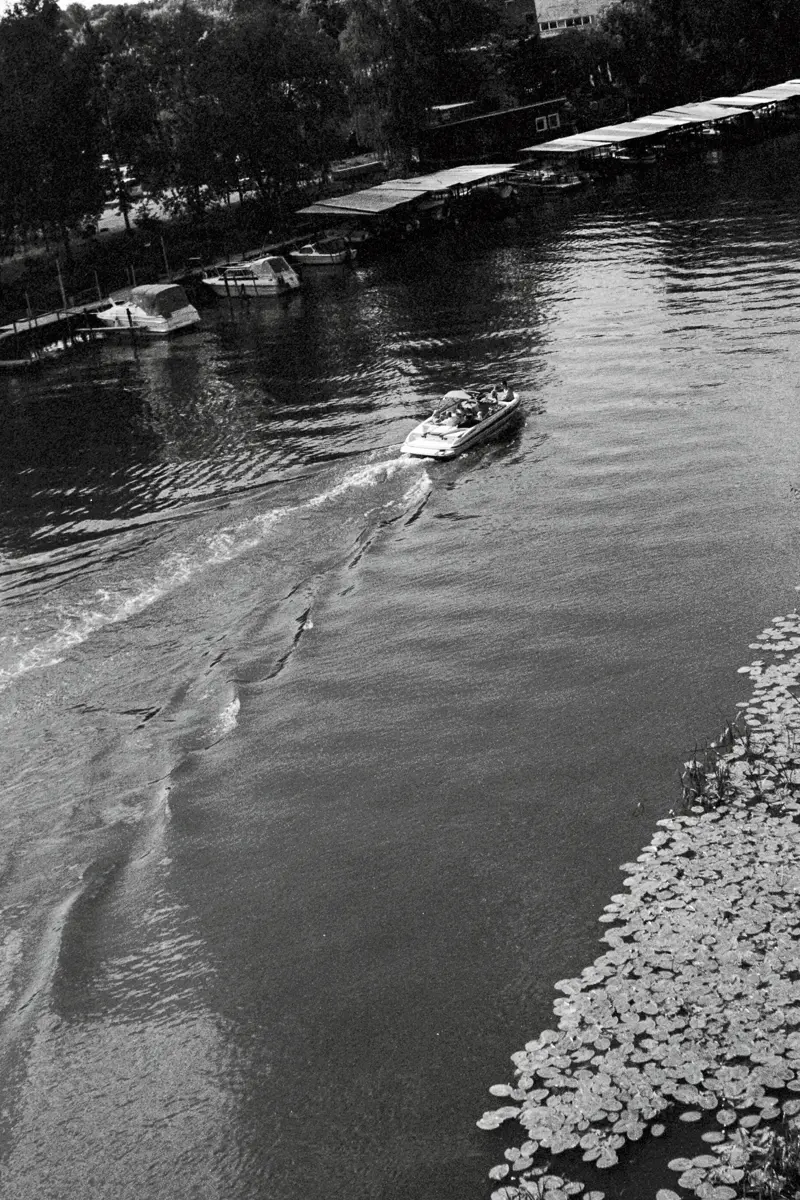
[130,284,192,316]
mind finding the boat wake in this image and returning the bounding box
[0,456,426,692]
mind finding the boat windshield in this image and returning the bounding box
[267,257,291,273]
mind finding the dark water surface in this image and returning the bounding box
[2,137,800,1200]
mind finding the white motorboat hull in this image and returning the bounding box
[401,394,520,459]
[290,250,354,265]
[203,277,298,297]
[202,254,301,298]
[94,304,201,336]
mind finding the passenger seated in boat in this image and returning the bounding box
[459,398,480,426]
[436,408,459,429]
[497,379,513,402]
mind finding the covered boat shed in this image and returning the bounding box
[296,165,517,225]
[519,103,749,161]
[520,77,800,163]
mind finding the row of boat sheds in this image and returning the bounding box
[296,80,800,235]
[521,79,800,166]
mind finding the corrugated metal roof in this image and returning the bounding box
[388,165,517,190]
[707,95,771,109]
[735,82,800,100]
[521,77,800,156]
[659,102,749,121]
[297,188,422,217]
[519,135,611,154]
[577,124,658,143]
[630,112,700,128]
[296,165,517,218]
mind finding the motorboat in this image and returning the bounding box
[611,147,658,166]
[289,236,355,265]
[94,283,201,335]
[401,388,520,460]
[202,254,300,297]
[511,166,587,191]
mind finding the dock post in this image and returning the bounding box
[160,237,171,279]
[223,270,234,315]
[94,271,102,301]
[31,309,41,361]
[56,260,68,310]
[131,265,137,287]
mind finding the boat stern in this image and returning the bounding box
[400,425,459,459]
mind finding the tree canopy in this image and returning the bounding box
[0,0,799,248]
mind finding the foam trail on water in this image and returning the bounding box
[0,457,421,691]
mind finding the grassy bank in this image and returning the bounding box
[480,606,800,1200]
[0,197,303,326]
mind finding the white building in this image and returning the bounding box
[504,0,606,38]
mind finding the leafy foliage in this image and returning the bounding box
[601,0,800,114]
[0,0,105,253]
[481,606,800,1199]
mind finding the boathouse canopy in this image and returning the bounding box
[296,165,517,220]
[296,187,422,218]
[522,75,800,157]
[658,102,750,121]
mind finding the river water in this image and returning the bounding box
[1,135,799,1200]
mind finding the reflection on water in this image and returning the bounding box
[1,135,800,1200]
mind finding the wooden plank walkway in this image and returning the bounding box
[0,298,111,345]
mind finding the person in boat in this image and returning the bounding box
[496,379,513,403]
[476,392,495,419]
[437,408,460,429]
[459,396,480,425]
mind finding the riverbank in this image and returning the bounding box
[481,607,800,1199]
[0,194,301,328]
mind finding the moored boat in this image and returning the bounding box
[510,166,587,191]
[94,283,201,336]
[202,255,300,297]
[289,236,355,265]
[401,387,520,459]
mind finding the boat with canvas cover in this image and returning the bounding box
[202,255,300,297]
[94,283,201,335]
[401,387,520,460]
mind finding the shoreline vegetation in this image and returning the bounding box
[0,195,302,327]
[2,0,800,328]
[479,602,800,1199]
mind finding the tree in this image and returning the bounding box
[205,3,349,206]
[0,0,105,257]
[599,0,800,114]
[340,0,510,168]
